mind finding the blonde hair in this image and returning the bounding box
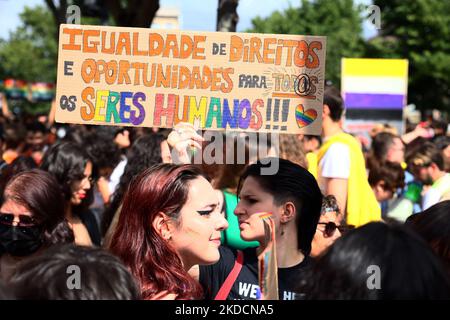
[278,134,308,168]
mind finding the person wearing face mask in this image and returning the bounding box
[0,169,74,282]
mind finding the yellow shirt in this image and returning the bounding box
[306,152,318,179]
[317,132,381,227]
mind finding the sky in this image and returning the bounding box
[0,0,377,40]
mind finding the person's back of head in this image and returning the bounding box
[406,200,450,274]
[85,130,121,175]
[433,135,450,152]
[10,244,140,300]
[370,132,398,163]
[0,280,13,299]
[323,85,344,123]
[3,121,27,151]
[26,121,47,136]
[368,161,405,202]
[298,221,450,299]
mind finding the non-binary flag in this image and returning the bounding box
[341,58,408,110]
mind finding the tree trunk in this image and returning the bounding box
[105,0,160,27]
[217,0,239,32]
[45,0,68,41]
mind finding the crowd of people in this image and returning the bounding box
[0,85,449,300]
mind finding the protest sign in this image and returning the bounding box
[56,24,326,134]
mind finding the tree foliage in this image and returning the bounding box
[248,0,366,87]
[366,0,450,111]
[249,0,450,112]
[0,6,57,83]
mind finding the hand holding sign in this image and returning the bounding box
[167,122,204,164]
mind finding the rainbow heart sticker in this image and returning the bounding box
[295,104,317,128]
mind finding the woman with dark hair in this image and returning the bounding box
[198,158,323,300]
[0,169,74,281]
[405,200,450,274]
[102,133,166,246]
[40,141,100,246]
[298,222,450,299]
[109,163,228,300]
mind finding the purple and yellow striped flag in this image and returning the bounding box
[256,212,278,300]
[341,58,408,110]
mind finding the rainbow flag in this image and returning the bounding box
[341,59,408,109]
[31,82,55,101]
[4,79,29,99]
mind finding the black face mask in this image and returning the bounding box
[0,224,43,257]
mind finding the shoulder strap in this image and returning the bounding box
[214,250,244,300]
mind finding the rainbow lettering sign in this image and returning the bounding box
[55,24,326,134]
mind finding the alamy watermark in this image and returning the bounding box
[66,265,81,290]
[366,265,381,290]
[66,5,81,24]
[366,5,381,30]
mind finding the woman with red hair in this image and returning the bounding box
[109,163,228,300]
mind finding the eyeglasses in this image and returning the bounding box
[317,222,354,237]
[0,212,39,227]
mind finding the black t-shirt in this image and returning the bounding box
[199,246,312,300]
[78,209,101,246]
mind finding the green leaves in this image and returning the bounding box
[247,0,365,88]
[0,6,57,83]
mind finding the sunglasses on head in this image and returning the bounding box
[317,222,354,237]
[0,212,39,228]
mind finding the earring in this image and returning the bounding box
[280,225,285,236]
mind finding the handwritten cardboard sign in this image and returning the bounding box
[56,24,326,134]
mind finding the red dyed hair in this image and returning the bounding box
[109,163,205,300]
